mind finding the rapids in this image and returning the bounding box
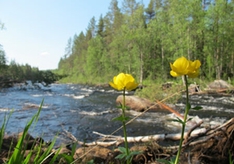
[0,83,233,145]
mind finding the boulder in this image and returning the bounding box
[208,79,233,90]
[116,95,159,112]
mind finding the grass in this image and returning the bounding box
[7,100,43,163]
[0,110,13,152]
[135,81,184,104]
[0,99,75,164]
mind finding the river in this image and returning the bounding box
[0,83,234,145]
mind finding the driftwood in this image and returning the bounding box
[181,117,234,164]
[62,117,234,164]
[62,100,204,148]
[2,117,232,164]
[93,128,207,147]
[60,94,234,163]
[63,120,206,147]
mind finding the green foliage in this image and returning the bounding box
[87,159,94,164]
[58,143,77,163]
[0,100,69,164]
[8,100,43,163]
[229,150,234,164]
[191,106,203,111]
[34,137,57,164]
[135,81,183,104]
[56,0,234,84]
[0,110,13,152]
[115,146,141,162]
[112,115,130,122]
[158,156,176,164]
[0,58,61,85]
[0,46,61,86]
[0,45,7,75]
[111,88,142,164]
[1,1,234,84]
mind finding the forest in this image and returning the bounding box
[56,0,234,85]
[0,45,61,86]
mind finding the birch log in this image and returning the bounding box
[63,127,207,147]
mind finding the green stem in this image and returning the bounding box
[175,75,189,164]
[122,88,130,163]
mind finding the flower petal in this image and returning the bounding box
[170,56,201,78]
[109,73,138,91]
[170,57,190,76]
[125,82,138,91]
[170,70,181,77]
[188,69,200,78]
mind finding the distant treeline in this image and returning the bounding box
[56,0,234,84]
[0,45,62,87]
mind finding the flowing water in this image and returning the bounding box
[0,83,234,145]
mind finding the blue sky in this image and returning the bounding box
[0,0,150,70]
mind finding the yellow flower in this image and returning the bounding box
[170,56,201,78]
[109,73,138,91]
[187,60,201,78]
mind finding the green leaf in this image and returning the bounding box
[192,106,203,110]
[157,156,176,164]
[168,117,184,124]
[125,106,130,110]
[23,151,32,164]
[124,116,131,121]
[129,150,141,156]
[186,102,191,111]
[115,147,129,160]
[112,115,125,122]
[117,104,123,109]
[8,99,44,164]
[37,136,57,163]
[0,110,13,152]
[87,159,94,164]
[186,118,193,122]
[112,116,130,122]
[49,146,62,164]
[115,153,126,160]
[60,153,74,163]
[118,146,127,153]
[127,150,142,160]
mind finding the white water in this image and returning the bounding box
[0,83,233,145]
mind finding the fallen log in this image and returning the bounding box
[61,118,234,163]
[92,127,207,147]
[181,117,234,164]
[62,120,205,147]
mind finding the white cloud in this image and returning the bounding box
[40,51,50,56]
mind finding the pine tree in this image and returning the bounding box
[122,0,139,16]
[145,0,155,22]
[97,15,104,37]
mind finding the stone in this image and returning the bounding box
[116,95,159,112]
[208,79,233,90]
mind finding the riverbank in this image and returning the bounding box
[1,116,233,163]
[0,80,234,163]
